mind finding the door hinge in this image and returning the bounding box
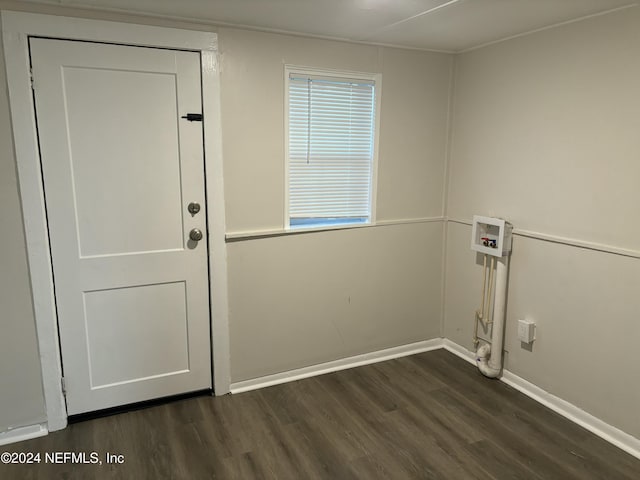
[29,67,35,90]
[181,113,203,122]
[61,377,66,396]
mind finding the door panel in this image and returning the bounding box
[83,282,189,389]
[63,66,185,257]
[30,38,212,415]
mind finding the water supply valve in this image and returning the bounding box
[471,215,513,257]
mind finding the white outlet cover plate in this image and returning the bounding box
[518,319,536,343]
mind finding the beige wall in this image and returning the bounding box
[228,223,443,381]
[6,0,636,445]
[218,27,452,381]
[447,8,640,248]
[0,3,452,430]
[445,7,640,437]
[219,27,452,232]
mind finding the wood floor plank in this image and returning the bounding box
[432,387,579,477]
[495,409,625,480]
[463,439,543,480]
[1,350,638,479]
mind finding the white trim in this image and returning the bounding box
[282,64,382,230]
[442,338,477,365]
[283,63,291,230]
[0,424,48,447]
[227,222,371,241]
[371,71,382,226]
[500,371,640,461]
[284,64,381,82]
[232,337,640,460]
[442,339,640,460]
[1,11,231,430]
[375,216,443,226]
[226,216,444,241]
[2,11,67,432]
[230,338,444,394]
[201,50,231,395]
[448,217,640,260]
[513,228,640,260]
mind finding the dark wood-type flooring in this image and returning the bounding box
[2,350,639,479]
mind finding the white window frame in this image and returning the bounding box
[1,11,231,434]
[284,65,381,230]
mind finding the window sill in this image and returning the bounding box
[225,216,444,242]
[226,221,371,242]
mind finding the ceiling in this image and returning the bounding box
[17,0,638,52]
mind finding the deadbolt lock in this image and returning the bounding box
[189,228,203,242]
[188,202,201,215]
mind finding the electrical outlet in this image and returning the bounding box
[517,319,536,344]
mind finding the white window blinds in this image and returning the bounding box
[287,72,376,227]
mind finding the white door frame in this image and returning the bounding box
[1,11,231,431]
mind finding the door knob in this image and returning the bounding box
[189,228,203,242]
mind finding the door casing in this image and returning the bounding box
[1,11,230,432]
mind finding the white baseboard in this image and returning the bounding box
[230,338,444,394]
[0,424,48,447]
[442,338,477,365]
[231,337,640,460]
[442,339,640,460]
[4,339,637,460]
[500,371,640,460]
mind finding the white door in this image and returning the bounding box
[30,38,212,415]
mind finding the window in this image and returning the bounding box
[285,66,379,229]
